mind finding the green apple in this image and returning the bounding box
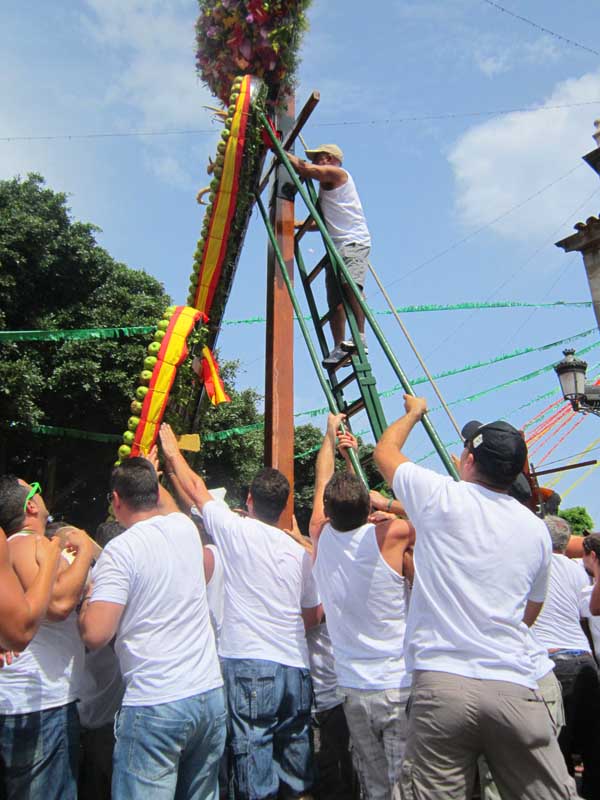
[123,430,135,445]
[130,400,143,414]
[157,320,169,331]
[153,330,166,342]
[136,385,149,400]
[148,342,161,356]
[144,356,157,370]
[118,444,132,459]
[128,416,140,431]
[139,370,153,384]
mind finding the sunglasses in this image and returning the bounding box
[23,482,42,511]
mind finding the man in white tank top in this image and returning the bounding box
[310,414,414,800]
[287,145,371,366]
[0,475,95,800]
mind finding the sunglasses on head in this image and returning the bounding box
[23,482,42,511]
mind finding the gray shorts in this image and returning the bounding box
[325,243,370,308]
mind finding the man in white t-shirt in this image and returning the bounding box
[310,415,414,799]
[533,516,600,798]
[159,423,321,800]
[78,458,225,800]
[0,475,93,800]
[287,144,371,365]
[582,533,600,654]
[373,395,578,800]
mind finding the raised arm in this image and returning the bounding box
[10,528,96,622]
[159,423,213,511]
[374,395,428,485]
[309,413,345,545]
[0,530,61,650]
[285,153,347,187]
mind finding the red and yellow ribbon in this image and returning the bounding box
[131,306,204,456]
[192,75,252,316]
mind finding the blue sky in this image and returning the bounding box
[3,0,600,521]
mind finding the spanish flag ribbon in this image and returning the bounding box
[131,306,205,456]
[192,75,252,315]
[201,346,231,406]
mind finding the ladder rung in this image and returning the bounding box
[306,254,329,285]
[319,309,335,328]
[335,372,358,392]
[344,398,366,418]
[294,217,313,243]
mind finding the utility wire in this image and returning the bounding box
[481,0,600,57]
[2,100,600,143]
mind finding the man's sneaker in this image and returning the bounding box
[322,344,351,367]
[341,337,369,355]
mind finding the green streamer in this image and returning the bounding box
[0,326,154,343]
[203,423,263,441]
[2,422,122,443]
[0,300,592,342]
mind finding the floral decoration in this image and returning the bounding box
[195,0,312,103]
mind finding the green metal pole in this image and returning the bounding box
[255,193,369,486]
[259,112,459,480]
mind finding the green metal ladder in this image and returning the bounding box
[257,112,459,482]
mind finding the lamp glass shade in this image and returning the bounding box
[556,364,586,400]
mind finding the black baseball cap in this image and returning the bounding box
[461,420,527,485]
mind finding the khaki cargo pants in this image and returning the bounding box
[400,671,578,800]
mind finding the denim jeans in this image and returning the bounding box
[221,658,314,800]
[0,701,79,800]
[551,651,600,799]
[112,687,226,800]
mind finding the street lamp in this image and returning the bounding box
[554,348,600,416]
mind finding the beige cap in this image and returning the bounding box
[304,143,344,163]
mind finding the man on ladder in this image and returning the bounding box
[287,144,371,366]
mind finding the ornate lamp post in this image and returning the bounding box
[554,348,600,416]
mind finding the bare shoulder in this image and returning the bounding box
[7,533,35,563]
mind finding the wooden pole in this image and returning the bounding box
[264,94,295,527]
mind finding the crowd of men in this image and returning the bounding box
[1,398,600,800]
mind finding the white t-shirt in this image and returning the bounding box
[0,538,85,714]
[205,544,225,644]
[318,171,371,249]
[306,623,340,712]
[313,522,408,689]
[392,462,552,688]
[200,500,319,668]
[580,583,600,656]
[91,512,222,706]
[533,554,590,651]
[77,645,124,729]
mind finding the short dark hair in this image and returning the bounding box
[250,468,290,524]
[323,472,370,532]
[95,520,126,547]
[0,475,28,535]
[110,458,159,511]
[583,533,600,559]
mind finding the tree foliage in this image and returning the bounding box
[0,174,170,529]
[558,506,594,537]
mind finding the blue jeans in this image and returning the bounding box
[0,701,79,799]
[222,658,314,800]
[112,687,226,800]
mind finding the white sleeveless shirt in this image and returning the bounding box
[313,523,408,690]
[318,171,371,249]
[0,533,85,714]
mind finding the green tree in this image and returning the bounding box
[0,174,170,529]
[558,506,594,537]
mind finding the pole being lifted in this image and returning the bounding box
[259,111,459,480]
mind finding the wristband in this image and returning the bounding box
[386,498,394,512]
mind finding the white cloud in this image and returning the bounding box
[473,36,560,78]
[81,0,217,187]
[448,70,600,241]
